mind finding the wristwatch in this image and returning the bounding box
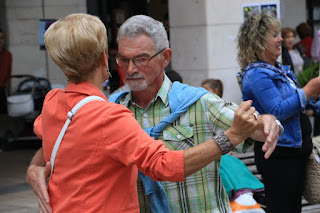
[275,119,284,135]
[213,132,234,155]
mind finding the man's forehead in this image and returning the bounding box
[118,36,154,56]
[119,35,153,47]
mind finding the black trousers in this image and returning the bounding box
[254,144,310,213]
[313,114,320,137]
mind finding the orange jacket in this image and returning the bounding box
[34,81,184,212]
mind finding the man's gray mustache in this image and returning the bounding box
[126,74,144,79]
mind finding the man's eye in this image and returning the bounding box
[137,57,149,63]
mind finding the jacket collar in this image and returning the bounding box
[237,60,296,89]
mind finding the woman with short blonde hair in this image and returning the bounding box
[44,13,108,84]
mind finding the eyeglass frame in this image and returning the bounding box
[115,48,166,67]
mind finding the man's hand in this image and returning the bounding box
[26,161,52,213]
[250,114,280,159]
[225,100,260,147]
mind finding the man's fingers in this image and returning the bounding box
[38,178,50,204]
[236,100,253,114]
[38,162,51,204]
[38,197,46,213]
[237,101,260,123]
[32,164,51,210]
[38,197,52,213]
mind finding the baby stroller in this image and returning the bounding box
[0,74,51,151]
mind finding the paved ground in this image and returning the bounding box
[0,147,39,213]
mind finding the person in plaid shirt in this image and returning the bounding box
[112,15,281,213]
[26,15,281,213]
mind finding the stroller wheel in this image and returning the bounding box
[2,131,15,151]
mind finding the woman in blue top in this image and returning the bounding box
[237,13,320,213]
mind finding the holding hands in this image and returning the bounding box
[225,100,280,159]
[225,100,261,146]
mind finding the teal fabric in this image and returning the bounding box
[220,155,264,198]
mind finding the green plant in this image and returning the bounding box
[296,63,319,87]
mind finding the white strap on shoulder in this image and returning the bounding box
[50,96,105,177]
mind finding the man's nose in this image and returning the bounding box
[126,59,138,75]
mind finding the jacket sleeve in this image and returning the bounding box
[102,103,185,182]
[244,69,303,120]
[33,114,43,140]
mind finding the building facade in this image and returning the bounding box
[0,0,312,103]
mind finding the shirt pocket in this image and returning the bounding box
[163,125,194,150]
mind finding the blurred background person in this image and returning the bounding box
[237,12,320,213]
[311,29,320,63]
[295,22,313,59]
[0,28,12,114]
[281,27,305,75]
[201,78,223,98]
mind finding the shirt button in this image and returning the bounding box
[177,135,181,139]
[143,113,148,118]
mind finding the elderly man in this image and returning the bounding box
[27,15,281,213]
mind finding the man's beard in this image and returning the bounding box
[126,73,148,91]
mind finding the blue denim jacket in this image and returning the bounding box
[238,61,310,148]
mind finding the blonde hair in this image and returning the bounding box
[237,12,280,69]
[44,13,108,84]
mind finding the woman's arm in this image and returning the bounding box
[245,70,302,120]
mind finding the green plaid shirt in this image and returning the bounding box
[117,75,253,213]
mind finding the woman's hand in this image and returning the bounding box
[303,76,320,99]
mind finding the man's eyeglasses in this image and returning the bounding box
[116,48,165,67]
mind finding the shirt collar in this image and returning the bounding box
[65,81,108,101]
[157,74,171,107]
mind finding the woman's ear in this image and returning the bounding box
[102,50,108,67]
[162,48,172,68]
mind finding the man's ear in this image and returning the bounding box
[162,48,172,68]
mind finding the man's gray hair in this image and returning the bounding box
[117,15,169,51]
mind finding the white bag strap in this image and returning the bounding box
[50,96,105,177]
